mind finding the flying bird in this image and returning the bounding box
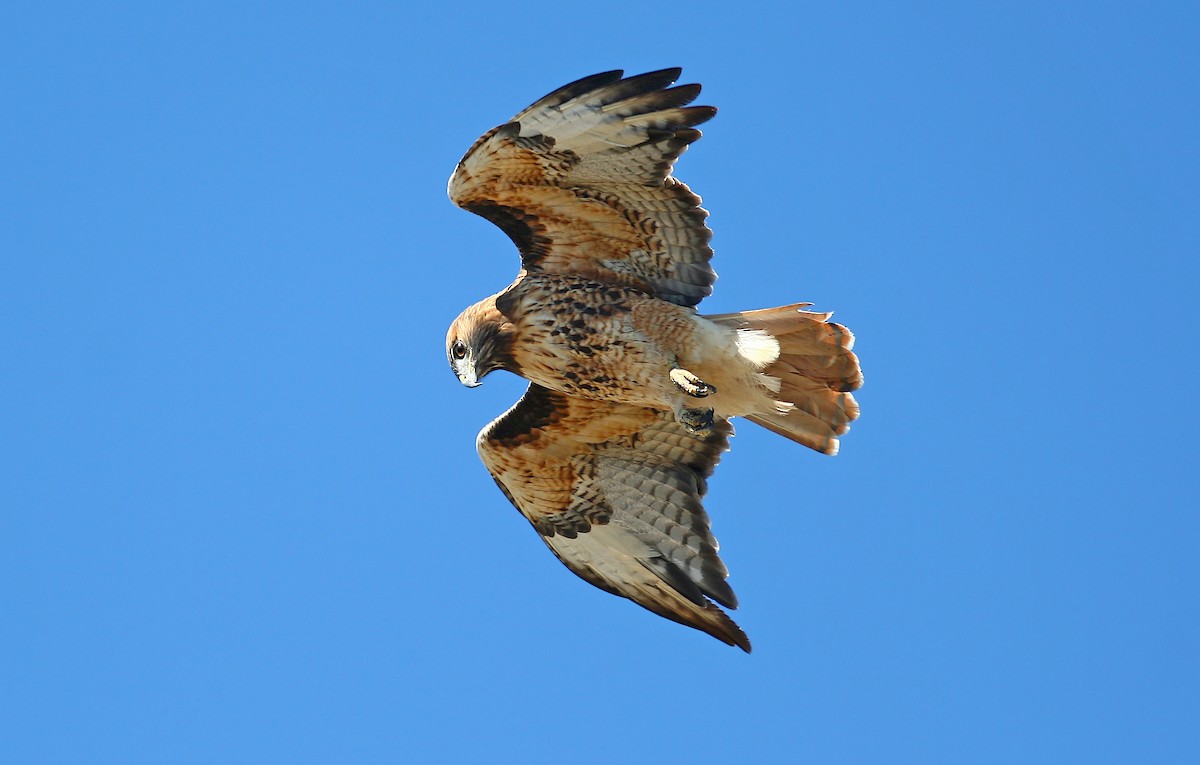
[445,68,862,651]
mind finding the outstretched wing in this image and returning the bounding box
[449,68,718,307]
[478,383,749,651]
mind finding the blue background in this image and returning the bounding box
[2,2,1196,762]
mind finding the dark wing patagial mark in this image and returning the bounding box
[477,383,749,651]
[485,381,566,447]
[449,69,719,307]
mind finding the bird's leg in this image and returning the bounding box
[670,366,716,398]
[669,364,716,435]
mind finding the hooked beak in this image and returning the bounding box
[460,368,481,388]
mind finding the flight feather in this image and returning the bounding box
[448,68,718,307]
[477,383,750,651]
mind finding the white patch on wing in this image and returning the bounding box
[548,524,657,583]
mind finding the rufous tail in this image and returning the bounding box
[709,304,862,455]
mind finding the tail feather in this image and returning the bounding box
[746,410,843,456]
[771,363,859,431]
[709,304,862,454]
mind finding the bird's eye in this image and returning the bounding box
[450,340,468,360]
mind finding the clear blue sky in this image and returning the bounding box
[2,2,1197,762]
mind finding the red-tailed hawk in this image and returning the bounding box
[445,69,862,651]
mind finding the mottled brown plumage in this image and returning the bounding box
[445,69,863,650]
[478,385,748,650]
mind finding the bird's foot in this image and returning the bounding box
[677,405,715,435]
[670,367,716,398]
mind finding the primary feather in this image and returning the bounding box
[449,67,717,307]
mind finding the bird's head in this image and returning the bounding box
[446,298,517,388]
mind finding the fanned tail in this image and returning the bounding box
[709,304,862,455]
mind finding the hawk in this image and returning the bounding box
[445,69,862,651]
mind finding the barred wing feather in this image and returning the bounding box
[449,68,718,307]
[477,383,750,651]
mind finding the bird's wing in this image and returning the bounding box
[449,68,718,307]
[478,382,749,651]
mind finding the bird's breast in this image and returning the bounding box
[509,278,668,404]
